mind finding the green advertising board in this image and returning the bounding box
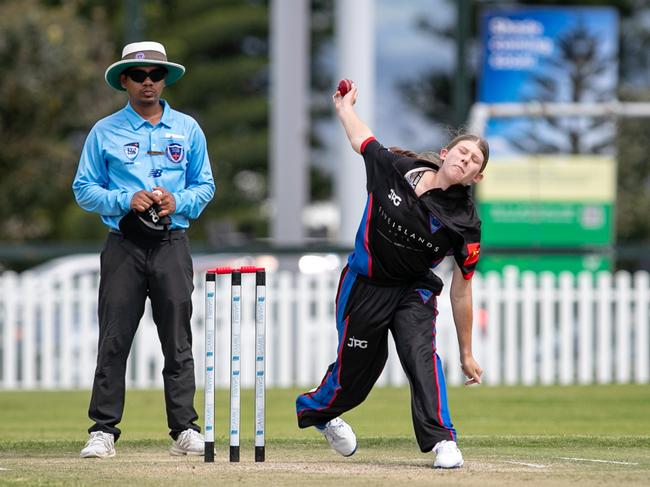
[480,201,613,246]
[477,155,616,247]
[476,155,616,273]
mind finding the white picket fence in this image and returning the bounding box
[0,255,648,390]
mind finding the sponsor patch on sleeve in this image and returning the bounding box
[463,242,481,267]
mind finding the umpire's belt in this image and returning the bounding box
[109,228,186,241]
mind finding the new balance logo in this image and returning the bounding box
[149,169,163,177]
[388,189,402,206]
[347,337,368,349]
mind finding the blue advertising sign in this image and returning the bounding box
[478,6,619,155]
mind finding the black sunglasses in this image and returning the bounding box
[124,68,168,83]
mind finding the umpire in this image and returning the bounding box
[73,41,215,458]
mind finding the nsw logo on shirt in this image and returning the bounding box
[124,142,139,161]
[166,143,184,163]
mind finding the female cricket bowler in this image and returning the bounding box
[296,82,488,469]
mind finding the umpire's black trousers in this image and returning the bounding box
[88,231,200,441]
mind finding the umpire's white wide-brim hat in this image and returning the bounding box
[105,41,185,91]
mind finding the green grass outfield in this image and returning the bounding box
[1,385,649,486]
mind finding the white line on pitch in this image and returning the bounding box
[0,468,9,471]
[557,457,639,465]
[503,460,547,468]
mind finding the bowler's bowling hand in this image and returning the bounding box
[332,83,358,110]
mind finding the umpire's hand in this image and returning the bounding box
[152,186,176,217]
[130,190,159,212]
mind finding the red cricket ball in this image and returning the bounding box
[337,78,353,96]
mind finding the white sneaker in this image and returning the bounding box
[170,429,204,456]
[80,431,115,458]
[318,417,357,457]
[433,440,464,468]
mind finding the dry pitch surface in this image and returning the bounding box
[1,437,648,487]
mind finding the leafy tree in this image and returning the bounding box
[0,0,121,240]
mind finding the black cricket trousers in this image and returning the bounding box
[296,265,457,452]
[88,231,200,441]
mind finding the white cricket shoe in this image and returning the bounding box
[170,429,205,456]
[80,431,116,459]
[319,417,357,457]
[433,440,464,468]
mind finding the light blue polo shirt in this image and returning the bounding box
[72,100,215,230]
